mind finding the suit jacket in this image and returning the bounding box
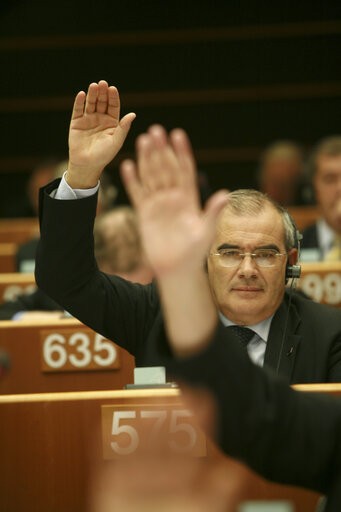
[35,180,341,383]
[167,323,341,511]
[301,223,319,250]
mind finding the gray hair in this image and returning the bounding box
[224,189,296,251]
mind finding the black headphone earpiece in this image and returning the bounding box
[285,215,302,284]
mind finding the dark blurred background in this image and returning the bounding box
[1,0,341,215]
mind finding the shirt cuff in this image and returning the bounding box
[12,311,24,321]
[52,171,100,199]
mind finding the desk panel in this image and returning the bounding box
[298,261,341,307]
[0,272,36,303]
[0,318,134,394]
[0,387,333,512]
[0,243,17,272]
[0,218,39,244]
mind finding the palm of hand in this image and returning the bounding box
[140,190,206,275]
[69,113,120,168]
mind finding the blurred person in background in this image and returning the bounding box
[3,159,59,219]
[0,206,152,320]
[301,136,341,262]
[16,160,118,272]
[257,140,307,206]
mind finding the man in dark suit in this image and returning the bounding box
[35,80,341,384]
[301,136,341,261]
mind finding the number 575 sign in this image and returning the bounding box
[101,404,206,458]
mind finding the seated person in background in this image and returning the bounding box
[16,160,118,272]
[0,206,152,320]
[301,136,341,261]
[16,159,68,273]
[4,159,59,219]
[35,80,341,384]
[119,127,341,510]
[94,206,153,284]
[257,140,307,206]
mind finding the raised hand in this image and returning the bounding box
[66,80,136,189]
[120,125,228,278]
[121,125,228,355]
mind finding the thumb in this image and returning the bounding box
[115,112,136,148]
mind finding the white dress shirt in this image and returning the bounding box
[53,172,99,200]
[316,218,337,259]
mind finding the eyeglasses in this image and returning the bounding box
[210,249,287,268]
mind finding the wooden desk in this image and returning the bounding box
[286,205,319,233]
[294,383,341,396]
[0,242,17,272]
[298,261,341,307]
[0,318,134,394]
[1,386,338,512]
[0,217,39,245]
[0,272,36,303]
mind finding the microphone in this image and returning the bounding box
[0,348,10,379]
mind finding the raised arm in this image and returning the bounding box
[66,80,136,189]
[121,125,228,356]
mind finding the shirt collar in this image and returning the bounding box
[219,311,274,343]
[316,218,335,256]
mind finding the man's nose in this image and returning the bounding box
[236,254,258,278]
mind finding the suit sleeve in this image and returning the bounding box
[167,323,341,495]
[35,180,159,357]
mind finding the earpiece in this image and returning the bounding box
[286,263,301,280]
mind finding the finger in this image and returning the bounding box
[107,86,120,120]
[120,159,144,208]
[136,132,153,189]
[170,128,199,203]
[85,82,98,114]
[71,91,86,120]
[203,190,229,243]
[147,125,181,189]
[96,80,109,114]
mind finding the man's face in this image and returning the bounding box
[207,205,295,325]
[314,154,341,233]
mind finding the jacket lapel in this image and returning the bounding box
[264,295,301,382]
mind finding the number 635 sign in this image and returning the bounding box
[40,328,120,372]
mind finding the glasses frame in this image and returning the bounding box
[209,249,287,268]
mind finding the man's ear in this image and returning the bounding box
[288,248,298,265]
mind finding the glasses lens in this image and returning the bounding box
[220,250,242,267]
[254,250,278,267]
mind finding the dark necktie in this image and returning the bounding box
[227,325,255,349]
